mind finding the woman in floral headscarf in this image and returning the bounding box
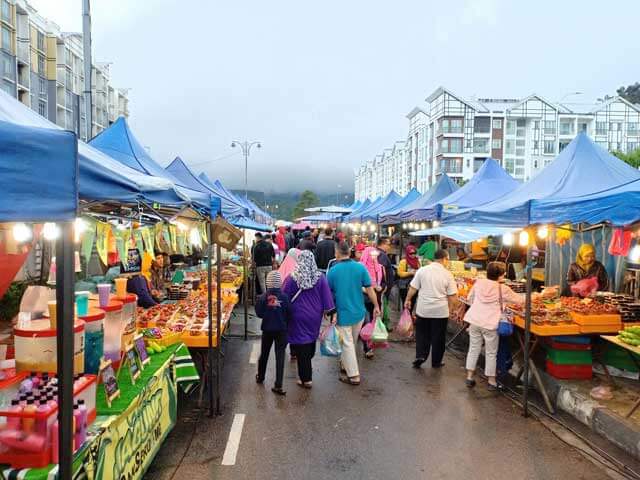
[283,250,335,388]
[360,246,386,359]
[278,248,301,282]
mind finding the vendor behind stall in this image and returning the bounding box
[398,245,420,306]
[567,243,609,294]
[150,251,167,301]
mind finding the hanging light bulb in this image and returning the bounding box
[12,223,32,243]
[629,244,640,263]
[503,232,514,246]
[432,220,440,228]
[74,218,87,243]
[519,230,530,247]
[402,223,408,229]
[361,224,367,232]
[420,223,427,230]
[172,220,188,231]
[369,224,376,232]
[43,222,60,241]
[341,222,347,228]
[537,225,548,239]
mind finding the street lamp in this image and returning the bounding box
[231,140,262,200]
[558,91,583,104]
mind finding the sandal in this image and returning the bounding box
[339,374,360,386]
[255,374,264,384]
[365,351,374,360]
[271,387,287,396]
[297,380,313,389]
[487,383,502,392]
[465,379,476,389]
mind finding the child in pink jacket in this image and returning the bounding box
[464,262,523,391]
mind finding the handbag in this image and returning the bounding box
[497,284,513,337]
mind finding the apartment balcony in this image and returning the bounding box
[16,40,29,65]
[435,160,463,175]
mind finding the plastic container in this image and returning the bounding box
[570,311,622,326]
[0,372,29,413]
[551,335,591,345]
[579,323,622,334]
[545,359,592,380]
[14,320,85,374]
[0,374,97,469]
[89,299,123,366]
[546,348,592,366]
[78,309,105,375]
[75,291,90,316]
[115,294,137,347]
[547,340,591,351]
[96,284,112,308]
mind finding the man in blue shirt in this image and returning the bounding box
[327,241,380,386]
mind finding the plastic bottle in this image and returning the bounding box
[51,420,59,464]
[77,399,88,444]
[36,400,51,436]
[7,400,22,430]
[73,404,84,450]
[22,399,36,433]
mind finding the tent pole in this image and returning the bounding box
[56,222,74,479]
[522,242,533,417]
[243,229,248,341]
[207,221,214,418]
[216,243,222,415]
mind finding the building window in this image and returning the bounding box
[38,99,46,116]
[465,139,472,149]
[492,139,502,150]
[473,158,486,172]
[559,141,570,152]
[596,121,607,135]
[628,142,639,152]
[534,160,539,169]
[474,117,491,134]
[1,0,10,24]
[1,25,10,53]
[628,123,639,136]
[580,123,588,132]
[506,120,516,135]
[533,140,539,150]
[544,140,555,154]
[39,76,45,96]
[505,139,515,155]
[492,118,503,130]
[544,120,556,135]
[559,120,574,136]
[1,79,12,95]
[37,54,45,75]
[534,120,540,130]
[37,31,45,52]
[473,138,489,153]
[505,158,515,173]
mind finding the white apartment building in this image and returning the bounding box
[0,0,129,141]
[354,86,640,201]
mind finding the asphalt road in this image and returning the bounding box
[145,327,613,480]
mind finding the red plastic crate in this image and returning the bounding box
[545,359,592,380]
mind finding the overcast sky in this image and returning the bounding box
[32,0,640,193]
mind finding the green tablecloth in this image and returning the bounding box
[2,343,199,480]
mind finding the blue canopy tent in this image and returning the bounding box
[531,178,640,227]
[90,118,212,210]
[436,158,519,220]
[0,119,78,478]
[228,215,272,232]
[166,157,246,217]
[375,188,421,221]
[444,133,640,227]
[380,175,459,224]
[410,225,516,243]
[211,179,272,223]
[300,212,341,222]
[345,195,387,223]
[343,198,373,222]
[0,121,78,221]
[197,173,252,216]
[359,190,402,223]
[0,90,188,206]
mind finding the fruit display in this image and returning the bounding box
[560,297,619,315]
[617,326,640,347]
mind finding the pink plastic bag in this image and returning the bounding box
[570,277,599,297]
[360,321,374,342]
[396,308,413,338]
[608,229,632,257]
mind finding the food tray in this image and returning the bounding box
[155,331,183,347]
[513,316,580,336]
[570,312,622,326]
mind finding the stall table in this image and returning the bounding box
[601,335,640,418]
[0,343,198,480]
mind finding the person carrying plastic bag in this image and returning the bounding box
[327,241,380,386]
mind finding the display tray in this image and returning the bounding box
[579,323,622,334]
[513,316,581,336]
[180,313,230,348]
[570,311,622,326]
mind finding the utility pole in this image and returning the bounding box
[82,0,92,141]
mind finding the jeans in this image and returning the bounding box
[465,324,499,377]
[255,265,272,295]
[414,316,448,367]
[290,342,316,382]
[257,330,288,388]
[335,321,364,378]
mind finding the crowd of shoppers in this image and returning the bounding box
[253,227,520,395]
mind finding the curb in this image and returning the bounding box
[536,368,640,460]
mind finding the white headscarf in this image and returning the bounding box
[292,250,322,290]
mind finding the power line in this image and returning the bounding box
[186,151,242,168]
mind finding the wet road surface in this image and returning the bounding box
[146,326,613,480]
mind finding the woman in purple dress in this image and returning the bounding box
[283,250,335,388]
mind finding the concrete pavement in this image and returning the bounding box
[145,331,617,480]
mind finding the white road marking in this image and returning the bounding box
[221,414,246,466]
[249,341,260,364]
